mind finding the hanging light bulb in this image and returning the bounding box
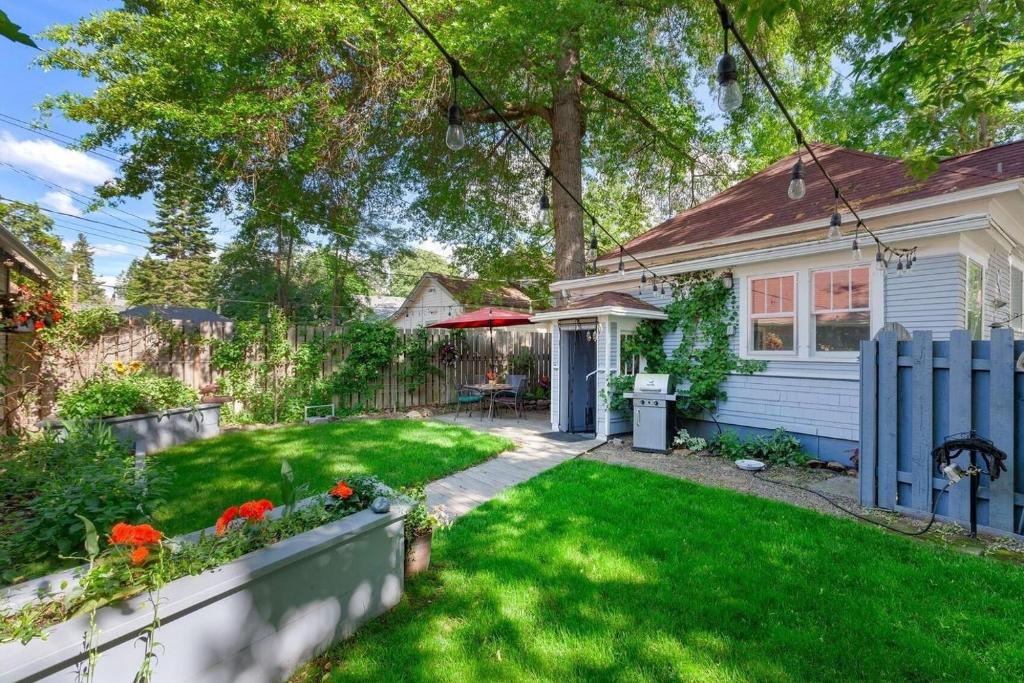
[788,158,806,199]
[588,222,598,265]
[537,170,550,221]
[715,7,742,113]
[446,104,465,151]
[851,238,862,260]
[875,246,886,272]
[827,190,842,240]
[896,257,905,276]
[618,253,625,277]
[905,255,913,271]
[660,281,666,296]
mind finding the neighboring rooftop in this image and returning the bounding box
[357,295,405,319]
[618,140,1024,257]
[547,291,662,313]
[121,305,230,324]
[425,272,532,310]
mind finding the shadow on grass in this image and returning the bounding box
[303,460,1024,682]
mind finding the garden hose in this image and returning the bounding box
[751,470,952,538]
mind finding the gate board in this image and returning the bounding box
[860,330,1024,537]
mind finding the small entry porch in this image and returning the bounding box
[530,292,668,440]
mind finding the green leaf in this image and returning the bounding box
[0,10,37,48]
[75,515,100,560]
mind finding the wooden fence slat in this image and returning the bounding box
[859,339,877,507]
[910,331,934,511]
[877,330,898,509]
[989,327,1015,530]
[948,330,972,520]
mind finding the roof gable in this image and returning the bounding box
[428,272,531,310]
[620,140,1024,257]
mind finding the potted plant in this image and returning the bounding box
[401,486,450,576]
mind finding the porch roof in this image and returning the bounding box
[531,292,666,322]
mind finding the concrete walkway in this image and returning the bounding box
[428,413,604,518]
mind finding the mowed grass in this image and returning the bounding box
[152,419,513,536]
[304,460,1024,683]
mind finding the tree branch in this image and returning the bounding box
[579,71,695,165]
[463,102,551,125]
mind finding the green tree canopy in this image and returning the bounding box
[66,233,105,305]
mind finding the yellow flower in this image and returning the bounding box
[128,361,144,374]
[112,360,128,375]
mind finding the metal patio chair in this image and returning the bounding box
[491,374,527,419]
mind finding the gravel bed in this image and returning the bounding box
[584,436,1024,561]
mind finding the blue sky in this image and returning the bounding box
[0,2,239,293]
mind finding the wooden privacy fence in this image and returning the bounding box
[860,328,1023,537]
[46,322,550,414]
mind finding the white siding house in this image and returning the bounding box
[391,272,541,331]
[532,141,1024,462]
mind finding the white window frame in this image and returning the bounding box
[810,265,872,358]
[746,270,799,357]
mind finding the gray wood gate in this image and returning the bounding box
[860,328,1023,537]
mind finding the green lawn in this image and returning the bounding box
[304,460,1024,682]
[152,419,513,536]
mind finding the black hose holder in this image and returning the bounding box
[931,432,1008,537]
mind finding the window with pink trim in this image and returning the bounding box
[813,267,870,352]
[749,275,796,352]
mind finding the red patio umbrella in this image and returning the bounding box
[427,307,533,375]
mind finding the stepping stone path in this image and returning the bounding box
[427,416,604,518]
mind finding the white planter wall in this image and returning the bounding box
[43,403,222,454]
[0,507,406,683]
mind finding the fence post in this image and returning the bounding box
[877,330,898,509]
[910,330,934,512]
[948,329,972,521]
[989,327,1015,530]
[859,339,878,507]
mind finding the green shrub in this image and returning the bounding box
[0,422,168,583]
[672,429,707,452]
[746,428,808,467]
[708,427,808,467]
[708,429,746,459]
[58,367,199,419]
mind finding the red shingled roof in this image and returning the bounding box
[428,272,532,310]
[548,291,662,313]
[620,140,1024,256]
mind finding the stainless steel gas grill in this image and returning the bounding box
[623,373,677,453]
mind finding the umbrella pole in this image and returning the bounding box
[490,324,495,376]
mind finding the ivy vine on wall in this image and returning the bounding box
[609,270,765,418]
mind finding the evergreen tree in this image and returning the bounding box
[66,233,105,304]
[121,180,216,306]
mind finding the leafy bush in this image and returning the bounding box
[0,421,168,583]
[707,427,808,467]
[708,429,746,459]
[746,428,808,467]
[57,365,199,419]
[673,429,707,452]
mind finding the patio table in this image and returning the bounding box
[466,383,512,419]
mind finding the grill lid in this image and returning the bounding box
[632,373,671,394]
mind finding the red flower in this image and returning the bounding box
[215,506,239,536]
[239,499,273,522]
[33,320,44,331]
[51,310,63,322]
[329,481,353,499]
[130,546,150,565]
[110,522,161,547]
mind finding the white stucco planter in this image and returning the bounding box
[41,402,222,454]
[0,507,406,683]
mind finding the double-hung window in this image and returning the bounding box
[749,274,796,352]
[813,267,870,353]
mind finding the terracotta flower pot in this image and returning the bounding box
[405,529,433,577]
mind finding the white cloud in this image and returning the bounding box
[91,243,143,257]
[40,190,82,216]
[417,239,452,257]
[0,131,115,188]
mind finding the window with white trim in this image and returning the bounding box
[813,267,870,353]
[967,259,984,340]
[749,274,796,352]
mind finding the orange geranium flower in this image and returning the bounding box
[329,481,353,499]
[110,522,161,547]
[215,506,239,535]
[130,546,150,565]
[239,499,273,522]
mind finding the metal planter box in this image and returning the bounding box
[0,507,406,683]
[41,403,222,454]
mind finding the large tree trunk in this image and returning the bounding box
[550,41,585,283]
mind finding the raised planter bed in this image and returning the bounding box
[0,506,407,683]
[40,402,222,454]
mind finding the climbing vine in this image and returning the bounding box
[609,271,765,418]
